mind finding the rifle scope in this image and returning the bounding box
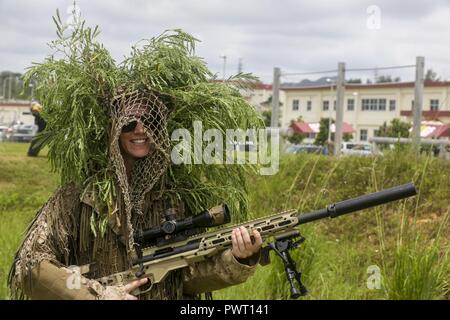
[136,204,230,243]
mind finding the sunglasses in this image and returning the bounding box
[121,117,152,133]
[121,120,140,133]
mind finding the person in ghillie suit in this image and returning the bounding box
[8,12,266,300]
[27,102,47,157]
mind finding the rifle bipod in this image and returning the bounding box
[264,230,308,299]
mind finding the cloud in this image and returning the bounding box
[0,0,449,82]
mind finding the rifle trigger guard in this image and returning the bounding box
[132,280,154,296]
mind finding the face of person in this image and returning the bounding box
[119,121,152,160]
[119,103,152,161]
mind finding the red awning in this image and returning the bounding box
[425,124,450,138]
[290,122,354,134]
[289,122,314,133]
[406,121,450,138]
[341,122,354,134]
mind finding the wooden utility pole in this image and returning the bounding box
[271,67,281,127]
[8,75,13,101]
[412,56,425,150]
[334,62,345,156]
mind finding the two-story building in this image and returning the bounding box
[239,83,273,112]
[280,80,450,143]
[0,100,33,125]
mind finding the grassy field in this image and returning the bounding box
[0,142,58,299]
[215,148,450,300]
[0,142,449,299]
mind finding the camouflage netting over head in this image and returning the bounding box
[109,90,170,250]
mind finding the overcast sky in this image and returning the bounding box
[1,0,449,83]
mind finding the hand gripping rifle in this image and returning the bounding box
[95,183,417,298]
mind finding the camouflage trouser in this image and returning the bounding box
[27,137,41,157]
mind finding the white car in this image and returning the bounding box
[10,121,38,142]
[341,142,359,155]
[345,143,373,156]
[0,125,9,142]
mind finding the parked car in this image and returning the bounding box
[286,144,325,155]
[0,124,14,141]
[341,142,358,154]
[343,143,373,156]
[0,125,8,142]
[10,121,38,142]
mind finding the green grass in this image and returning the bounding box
[215,149,450,300]
[0,142,449,300]
[0,142,58,299]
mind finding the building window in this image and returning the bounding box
[379,99,386,111]
[360,129,368,141]
[333,100,336,111]
[292,99,299,111]
[430,99,439,111]
[362,99,370,110]
[389,100,396,111]
[347,99,354,111]
[361,99,389,111]
[323,101,329,111]
[307,100,312,111]
[411,100,414,109]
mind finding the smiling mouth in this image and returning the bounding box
[130,138,149,145]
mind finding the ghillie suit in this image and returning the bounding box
[8,12,264,300]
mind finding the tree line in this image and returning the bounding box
[0,71,35,100]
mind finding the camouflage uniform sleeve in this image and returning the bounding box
[22,260,98,300]
[182,248,260,295]
[7,183,99,300]
[21,260,132,300]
